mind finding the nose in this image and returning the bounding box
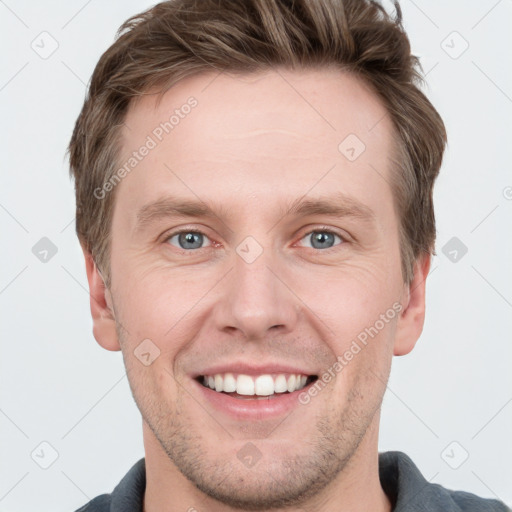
[212,245,300,341]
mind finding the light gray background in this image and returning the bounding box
[1,1,511,510]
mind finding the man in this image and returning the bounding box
[68,0,509,511]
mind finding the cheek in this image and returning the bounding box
[112,263,215,358]
[297,258,399,326]
[293,262,400,378]
[115,252,179,319]
[326,311,395,415]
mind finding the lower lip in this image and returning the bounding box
[192,378,314,421]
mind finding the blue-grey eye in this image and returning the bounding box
[168,231,211,250]
[303,231,342,250]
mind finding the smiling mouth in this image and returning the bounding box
[196,372,318,399]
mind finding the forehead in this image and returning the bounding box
[124,66,391,149]
[115,67,396,227]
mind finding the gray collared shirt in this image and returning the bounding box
[75,451,510,511]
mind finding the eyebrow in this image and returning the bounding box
[134,192,375,232]
[285,193,375,223]
[135,197,231,232]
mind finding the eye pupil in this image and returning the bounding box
[310,231,335,249]
[179,232,203,249]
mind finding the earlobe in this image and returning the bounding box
[393,252,431,356]
[82,247,121,352]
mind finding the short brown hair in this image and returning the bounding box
[68,0,446,287]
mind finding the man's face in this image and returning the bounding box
[90,68,424,509]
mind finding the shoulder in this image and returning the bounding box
[74,493,111,512]
[444,487,510,512]
[379,451,510,512]
[72,458,146,512]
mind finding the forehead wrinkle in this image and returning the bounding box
[219,128,310,140]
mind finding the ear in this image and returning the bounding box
[82,246,121,352]
[393,252,431,356]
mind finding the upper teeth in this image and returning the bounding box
[202,373,309,396]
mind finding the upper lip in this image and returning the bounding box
[192,362,319,378]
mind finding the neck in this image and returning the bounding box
[142,414,392,512]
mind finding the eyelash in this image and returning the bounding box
[163,226,346,252]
